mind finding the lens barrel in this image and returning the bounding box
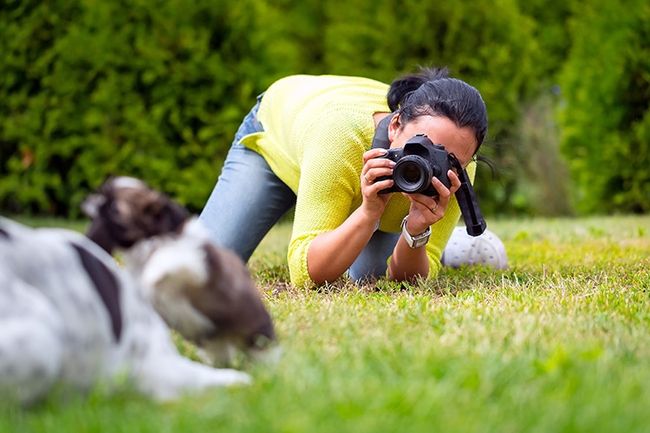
[393,155,434,194]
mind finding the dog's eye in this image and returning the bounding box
[108,201,126,217]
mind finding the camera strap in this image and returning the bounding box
[448,153,487,236]
[371,114,393,150]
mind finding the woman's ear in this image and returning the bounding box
[387,112,401,143]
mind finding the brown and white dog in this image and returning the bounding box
[82,177,276,367]
[0,216,250,405]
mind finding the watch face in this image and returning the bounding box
[413,236,429,248]
[410,231,427,248]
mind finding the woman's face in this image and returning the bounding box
[388,114,478,167]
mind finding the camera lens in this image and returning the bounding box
[393,156,433,194]
[402,164,421,184]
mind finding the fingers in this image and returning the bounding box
[431,178,451,206]
[361,150,395,185]
[402,193,442,235]
[362,166,393,185]
[365,178,394,197]
[447,170,461,194]
[404,193,441,216]
[360,150,394,217]
[405,170,459,217]
[362,148,390,164]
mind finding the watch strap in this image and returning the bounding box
[401,216,431,249]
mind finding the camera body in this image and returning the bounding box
[373,133,487,236]
[375,134,452,197]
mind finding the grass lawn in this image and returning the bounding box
[2,215,649,433]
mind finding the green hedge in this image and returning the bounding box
[1,0,644,217]
[558,0,650,214]
[1,0,263,216]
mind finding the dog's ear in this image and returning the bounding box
[82,175,120,219]
[83,178,121,253]
[81,193,106,219]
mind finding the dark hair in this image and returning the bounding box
[387,66,488,150]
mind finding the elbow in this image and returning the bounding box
[387,256,432,283]
[388,269,427,283]
[305,264,343,287]
[288,257,320,289]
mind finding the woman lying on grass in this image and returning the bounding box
[200,66,494,287]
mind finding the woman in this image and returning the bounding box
[199,67,489,287]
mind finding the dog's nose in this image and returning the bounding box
[249,344,283,366]
[249,318,276,347]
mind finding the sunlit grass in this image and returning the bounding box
[2,215,649,433]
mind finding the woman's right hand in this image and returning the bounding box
[360,148,395,220]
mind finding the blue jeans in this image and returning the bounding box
[199,96,400,282]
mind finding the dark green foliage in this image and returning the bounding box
[0,0,646,216]
[0,0,261,216]
[558,0,650,214]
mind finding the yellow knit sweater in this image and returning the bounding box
[240,75,475,286]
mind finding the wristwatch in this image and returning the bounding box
[400,216,431,249]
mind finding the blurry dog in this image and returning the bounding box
[0,216,250,405]
[82,177,276,367]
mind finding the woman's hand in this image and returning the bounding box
[359,148,395,220]
[402,170,462,235]
[306,149,395,284]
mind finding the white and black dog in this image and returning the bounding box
[0,216,250,405]
[82,177,276,367]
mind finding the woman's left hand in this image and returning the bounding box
[402,170,462,235]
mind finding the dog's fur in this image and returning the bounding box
[0,216,250,405]
[83,177,276,367]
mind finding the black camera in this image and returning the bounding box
[373,133,487,236]
[375,134,452,196]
